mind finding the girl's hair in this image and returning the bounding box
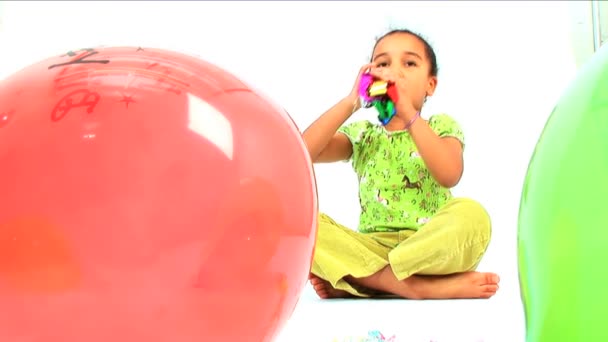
[371,29,439,77]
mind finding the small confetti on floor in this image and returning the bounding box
[331,330,486,342]
[332,330,396,342]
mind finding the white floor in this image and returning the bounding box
[276,279,525,342]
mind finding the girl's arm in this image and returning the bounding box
[302,96,357,163]
[365,67,464,188]
[302,63,375,163]
[407,117,464,188]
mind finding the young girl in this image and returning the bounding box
[302,29,500,299]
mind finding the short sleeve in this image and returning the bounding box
[337,120,373,162]
[429,114,465,149]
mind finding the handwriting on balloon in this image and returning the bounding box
[48,48,110,70]
[51,89,100,122]
[142,62,191,95]
[53,67,90,92]
[49,48,191,95]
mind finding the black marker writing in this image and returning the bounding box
[48,48,110,70]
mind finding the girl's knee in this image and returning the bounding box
[315,214,358,248]
[318,212,339,227]
[449,197,489,214]
[452,197,490,225]
[443,198,492,244]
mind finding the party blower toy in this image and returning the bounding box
[358,73,399,125]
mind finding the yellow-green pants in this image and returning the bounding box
[310,198,492,297]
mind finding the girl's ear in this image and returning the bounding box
[426,76,438,97]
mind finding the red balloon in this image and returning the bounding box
[0,47,318,342]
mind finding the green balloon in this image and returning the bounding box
[518,44,608,341]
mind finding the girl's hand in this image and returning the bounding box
[346,63,376,112]
[367,67,420,121]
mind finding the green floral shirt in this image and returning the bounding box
[338,114,465,233]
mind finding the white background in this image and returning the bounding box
[0,1,600,341]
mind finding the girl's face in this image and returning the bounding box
[371,33,437,110]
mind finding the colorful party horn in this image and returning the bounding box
[358,73,399,125]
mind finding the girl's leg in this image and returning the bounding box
[309,213,395,298]
[389,197,492,278]
[342,198,500,299]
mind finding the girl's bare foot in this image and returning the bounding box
[407,271,500,299]
[308,274,353,299]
